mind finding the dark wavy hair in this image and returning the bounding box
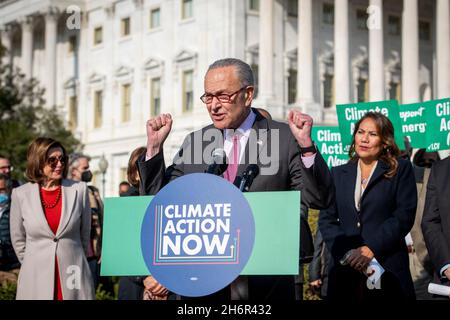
[348,112,400,178]
[25,137,68,184]
[127,147,147,188]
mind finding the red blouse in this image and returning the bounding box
[40,186,63,301]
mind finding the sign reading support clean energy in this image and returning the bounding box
[425,98,450,152]
[398,102,428,149]
[311,126,349,167]
[336,100,404,149]
[140,173,255,297]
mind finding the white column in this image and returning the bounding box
[402,0,419,103]
[0,26,12,66]
[105,3,115,133]
[368,0,385,101]
[258,0,274,103]
[297,0,314,108]
[133,0,143,125]
[20,17,33,78]
[45,9,59,107]
[437,0,450,99]
[334,0,350,104]
[78,11,89,141]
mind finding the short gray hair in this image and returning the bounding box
[67,153,91,179]
[206,58,255,87]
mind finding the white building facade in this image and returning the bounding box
[1,0,449,196]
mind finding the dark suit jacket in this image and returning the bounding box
[422,157,450,281]
[319,159,417,300]
[137,109,334,300]
[308,229,330,298]
[0,204,20,271]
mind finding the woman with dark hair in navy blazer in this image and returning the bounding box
[319,112,417,300]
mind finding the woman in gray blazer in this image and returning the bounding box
[10,137,95,300]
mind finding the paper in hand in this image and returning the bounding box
[366,258,384,289]
[428,283,450,297]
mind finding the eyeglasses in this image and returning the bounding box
[46,156,67,168]
[0,165,12,171]
[199,86,249,104]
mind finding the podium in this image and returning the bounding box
[101,191,300,276]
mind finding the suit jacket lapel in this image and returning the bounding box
[29,183,54,237]
[201,125,225,173]
[236,109,269,178]
[252,108,269,159]
[56,180,76,237]
[343,161,358,213]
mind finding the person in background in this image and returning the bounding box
[308,228,330,300]
[407,149,440,299]
[0,173,20,285]
[68,153,103,291]
[296,204,314,300]
[0,154,20,188]
[10,137,94,299]
[398,138,433,299]
[319,112,417,300]
[422,155,450,298]
[118,147,169,300]
[118,181,130,196]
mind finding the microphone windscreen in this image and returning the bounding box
[211,148,227,164]
[247,164,259,177]
[205,148,228,176]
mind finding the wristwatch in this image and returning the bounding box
[299,142,317,156]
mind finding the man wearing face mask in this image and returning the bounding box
[0,173,20,285]
[68,153,103,289]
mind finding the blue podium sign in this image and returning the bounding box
[140,173,255,297]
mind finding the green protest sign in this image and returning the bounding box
[101,191,300,276]
[425,98,450,151]
[336,100,404,149]
[311,126,348,167]
[398,103,428,149]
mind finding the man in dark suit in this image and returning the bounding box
[422,156,450,293]
[137,58,333,300]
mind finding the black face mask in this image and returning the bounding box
[81,170,93,183]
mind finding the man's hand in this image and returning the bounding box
[146,114,173,159]
[143,276,169,297]
[143,289,168,300]
[347,246,374,274]
[288,110,314,148]
[309,279,322,289]
[444,267,450,281]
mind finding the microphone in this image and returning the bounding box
[205,148,228,176]
[238,164,259,192]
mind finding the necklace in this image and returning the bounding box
[40,186,62,209]
[361,177,369,185]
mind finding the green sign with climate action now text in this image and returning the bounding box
[101,191,301,276]
[312,126,349,168]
